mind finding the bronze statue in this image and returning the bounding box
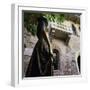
[25,16,53,77]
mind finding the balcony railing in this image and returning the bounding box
[50,22,73,34]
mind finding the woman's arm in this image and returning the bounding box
[43,30,53,56]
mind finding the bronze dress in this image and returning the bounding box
[25,17,52,77]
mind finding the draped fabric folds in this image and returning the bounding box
[25,17,53,77]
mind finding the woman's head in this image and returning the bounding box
[37,16,48,39]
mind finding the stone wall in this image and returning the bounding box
[24,28,38,74]
[51,35,80,75]
[23,21,80,76]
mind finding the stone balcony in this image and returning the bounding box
[49,22,73,40]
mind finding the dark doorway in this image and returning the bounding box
[53,49,60,70]
[77,55,80,73]
[72,24,77,35]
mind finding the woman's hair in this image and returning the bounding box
[37,16,48,39]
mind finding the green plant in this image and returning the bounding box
[24,12,79,36]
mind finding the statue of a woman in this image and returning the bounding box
[25,16,53,77]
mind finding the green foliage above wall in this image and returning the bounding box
[24,12,80,36]
[24,12,65,35]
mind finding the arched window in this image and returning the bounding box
[53,49,60,70]
[77,55,80,73]
[72,24,77,35]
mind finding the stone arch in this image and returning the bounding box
[72,24,77,35]
[75,51,80,73]
[52,48,60,70]
[77,55,80,72]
